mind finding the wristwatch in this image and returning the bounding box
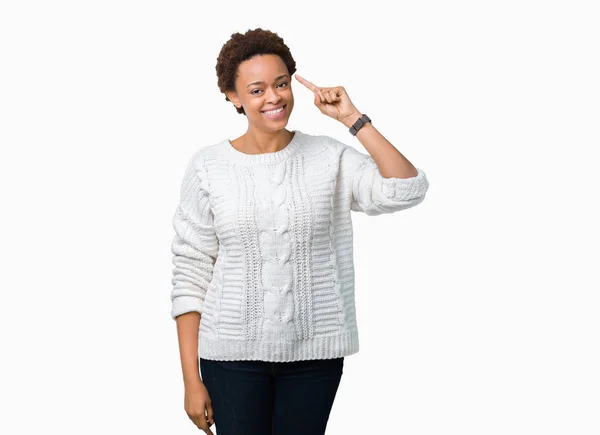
[349,114,371,136]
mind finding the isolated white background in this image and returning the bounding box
[1,0,599,434]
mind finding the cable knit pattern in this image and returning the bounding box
[170,130,429,362]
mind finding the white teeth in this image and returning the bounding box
[263,106,284,115]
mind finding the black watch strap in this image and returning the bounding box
[349,114,372,136]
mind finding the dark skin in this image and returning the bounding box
[226,54,296,154]
[177,312,215,434]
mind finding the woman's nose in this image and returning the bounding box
[265,87,282,103]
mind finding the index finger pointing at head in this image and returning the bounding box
[294,74,318,92]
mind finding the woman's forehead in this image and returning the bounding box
[237,54,287,81]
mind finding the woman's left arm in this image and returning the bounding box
[295,74,429,215]
[339,114,418,179]
[294,74,420,179]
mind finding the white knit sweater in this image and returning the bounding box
[170,130,429,362]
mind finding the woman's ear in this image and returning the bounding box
[226,91,241,109]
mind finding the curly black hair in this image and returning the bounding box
[216,28,297,115]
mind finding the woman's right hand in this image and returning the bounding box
[184,381,215,434]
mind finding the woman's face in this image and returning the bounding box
[227,54,294,132]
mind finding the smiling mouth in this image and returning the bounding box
[262,104,287,115]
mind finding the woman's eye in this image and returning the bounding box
[251,82,288,95]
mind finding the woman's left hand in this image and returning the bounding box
[294,74,361,125]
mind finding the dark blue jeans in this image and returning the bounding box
[199,357,344,435]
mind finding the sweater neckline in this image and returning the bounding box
[224,130,302,165]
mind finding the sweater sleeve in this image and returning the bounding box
[170,153,219,320]
[339,143,430,216]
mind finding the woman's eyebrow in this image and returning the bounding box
[247,74,290,87]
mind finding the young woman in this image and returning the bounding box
[170,28,429,435]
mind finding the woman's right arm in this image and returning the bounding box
[176,312,215,432]
[176,312,202,386]
[170,152,219,321]
[170,152,218,432]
